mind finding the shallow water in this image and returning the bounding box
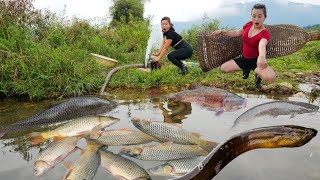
[0,89,320,180]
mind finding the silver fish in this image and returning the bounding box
[63,141,103,180]
[88,129,159,146]
[0,96,117,138]
[29,116,119,144]
[232,101,319,128]
[131,118,217,152]
[100,148,151,180]
[34,136,81,176]
[148,157,203,176]
[120,142,208,161]
[167,86,246,115]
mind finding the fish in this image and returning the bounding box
[232,100,319,128]
[131,118,217,152]
[173,125,317,180]
[119,142,208,161]
[63,140,103,180]
[87,128,159,146]
[0,96,117,138]
[148,157,203,177]
[28,116,119,144]
[34,136,81,176]
[167,86,246,115]
[100,147,151,180]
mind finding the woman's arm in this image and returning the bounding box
[257,38,268,69]
[153,38,172,62]
[153,38,165,56]
[212,28,244,37]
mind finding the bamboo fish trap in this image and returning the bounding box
[197,24,320,72]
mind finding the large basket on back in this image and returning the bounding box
[197,24,320,72]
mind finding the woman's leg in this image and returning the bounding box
[167,48,192,69]
[220,60,242,73]
[255,66,276,83]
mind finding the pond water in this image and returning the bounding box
[0,88,320,180]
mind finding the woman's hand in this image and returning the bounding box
[211,30,225,36]
[257,55,268,69]
[153,56,160,62]
[152,51,160,56]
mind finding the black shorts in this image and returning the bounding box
[234,54,257,70]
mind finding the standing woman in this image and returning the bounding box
[152,17,193,75]
[213,4,276,88]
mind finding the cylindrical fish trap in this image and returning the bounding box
[197,24,320,72]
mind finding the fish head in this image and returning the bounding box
[99,116,120,125]
[223,98,247,112]
[148,164,174,176]
[96,99,118,114]
[131,118,151,129]
[248,125,317,147]
[119,146,143,157]
[34,160,53,176]
[277,125,318,147]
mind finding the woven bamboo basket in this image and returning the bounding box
[197,24,320,72]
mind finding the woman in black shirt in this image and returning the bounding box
[152,17,193,75]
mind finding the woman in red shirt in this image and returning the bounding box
[213,3,276,88]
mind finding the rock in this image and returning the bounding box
[293,92,305,98]
[279,82,293,89]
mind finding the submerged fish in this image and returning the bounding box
[167,86,246,115]
[63,141,103,180]
[34,136,81,176]
[0,96,117,138]
[232,101,319,128]
[120,142,208,161]
[87,129,159,146]
[29,116,119,144]
[100,147,151,180]
[148,157,203,176]
[131,118,217,152]
[173,125,317,180]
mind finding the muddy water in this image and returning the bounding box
[0,89,320,180]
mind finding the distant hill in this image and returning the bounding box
[303,24,320,30]
[172,1,320,33]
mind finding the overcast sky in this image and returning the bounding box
[34,0,320,24]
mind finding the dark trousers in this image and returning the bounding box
[167,40,193,69]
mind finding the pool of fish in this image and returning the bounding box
[0,87,320,180]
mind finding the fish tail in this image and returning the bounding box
[28,132,47,145]
[199,140,218,152]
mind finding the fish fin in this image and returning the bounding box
[215,110,224,116]
[199,140,218,152]
[118,128,130,131]
[62,161,73,170]
[290,113,296,119]
[88,131,101,139]
[52,136,65,142]
[191,132,201,138]
[92,125,105,132]
[28,132,47,145]
[172,173,187,177]
[161,141,174,146]
[115,175,127,180]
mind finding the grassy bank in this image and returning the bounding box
[107,41,320,94]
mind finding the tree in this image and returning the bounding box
[109,0,146,24]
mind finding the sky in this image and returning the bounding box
[33,0,320,24]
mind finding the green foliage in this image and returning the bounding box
[180,16,220,60]
[109,0,145,24]
[0,0,151,100]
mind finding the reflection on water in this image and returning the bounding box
[0,88,320,180]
